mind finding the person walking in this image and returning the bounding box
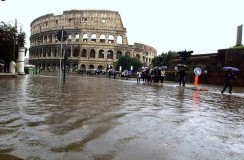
[160,69,165,83]
[221,69,236,94]
[137,70,141,83]
[179,68,186,87]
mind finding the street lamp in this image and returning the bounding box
[8,20,23,61]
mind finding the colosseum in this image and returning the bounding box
[29,10,157,72]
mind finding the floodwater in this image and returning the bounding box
[0,73,244,160]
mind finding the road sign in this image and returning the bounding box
[57,30,68,42]
[194,67,202,76]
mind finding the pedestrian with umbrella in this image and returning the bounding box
[176,64,187,87]
[221,67,238,94]
[160,66,167,83]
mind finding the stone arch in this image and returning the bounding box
[52,63,56,70]
[136,54,140,59]
[43,49,46,57]
[68,33,72,42]
[98,65,104,70]
[107,50,113,59]
[82,33,88,42]
[54,48,57,57]
[108,35,114,43]
[44,35,47,43]
[75,33,80,42]
[117,35,122,44]
[125,51,130,56]
[81,49,87,57]
[90,49,95,58]
[48,35,52,43]
[91,34,96,42]
[47,63,51,70]
[47,48,51,57]
[73,48,79,57]
[98,50,105,58]
[99,34,105,43]
[80,64,86,69]
[116,51,122,59]
[40,36,43,43]
[66,48,71,57]
[89,64,95,69]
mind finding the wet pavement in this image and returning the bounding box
[0,73,244,160]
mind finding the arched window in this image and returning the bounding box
[89,64,94,69]
[44,36,47,43]
[108,35,114,43]
[90,49,95,58]
[91,34,96,42]
[48,35,52,43]
[66,48,71,57]
[47,49,51,57]
[73,48,79,57]
[54,48,57,57]
[125,51,130,56]
[98,50,105,58]
[98,65,104,70]
[81,49,87,57]
[116,51,122,59]
[68,33,72,42]
[75,33,80,42]
[117,35,122,44]
[107,50,113,59]
[99,34,105,43]
[136,54,140,59]
[83,33,88,42]
[43,49,46,57]
[52,63,56,71]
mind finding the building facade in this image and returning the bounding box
[29,10,157,72]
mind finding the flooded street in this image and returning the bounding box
[0,73,244,160]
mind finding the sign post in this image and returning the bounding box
[193,67,201,86]
[57,30,68,81]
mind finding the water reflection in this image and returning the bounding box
[0,74,244,160]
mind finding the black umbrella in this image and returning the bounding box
[176,64,186,67]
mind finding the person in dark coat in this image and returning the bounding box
[221,69,236,94]
[179,68,186,87]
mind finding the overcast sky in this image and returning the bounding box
[1,0,243,56]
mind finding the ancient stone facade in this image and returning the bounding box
[29,10,157,72]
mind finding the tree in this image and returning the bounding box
[0,21,26,72]
[151,51,178,67]
[177,50,193,61]
[115,55,143,72]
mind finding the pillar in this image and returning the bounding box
[17,47,25,75]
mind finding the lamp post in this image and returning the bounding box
[8,20,23,61]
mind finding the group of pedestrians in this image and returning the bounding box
[135,66,237,95]
[136,67,166,83]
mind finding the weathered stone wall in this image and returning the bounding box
[29,10,157,71]
[167,48,244,87]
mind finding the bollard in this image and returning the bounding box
[17,47,25,75]
[194,75,199,86]
[9,61,16,74]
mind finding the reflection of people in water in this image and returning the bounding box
[179,68,186,87]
